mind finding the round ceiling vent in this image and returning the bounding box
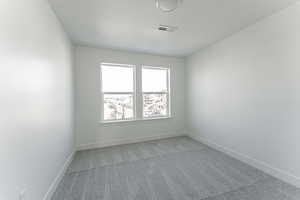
[156,0,183,12]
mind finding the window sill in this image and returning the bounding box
[100,116,172,124]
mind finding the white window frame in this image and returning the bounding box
[142,66,171,119]
[100,63,136,122]
[100,63,171,123]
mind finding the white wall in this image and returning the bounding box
[186,2,300,187]
[74,46,185,149]
[0,0,74,199]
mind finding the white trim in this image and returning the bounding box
[167,66,171,116]
[43,151,75,200]
[77,133,184,151]
[101,62,135,68]
[100,116,172,124]
[142,116,172,121]
[142,65,169,70]
[142,92,168,94]
[102,92,134,95]
[188,133,300,189]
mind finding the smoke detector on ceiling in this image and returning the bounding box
[158,25,178,32]
[156,0,183,12]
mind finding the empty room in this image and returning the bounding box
[1,0,300,199]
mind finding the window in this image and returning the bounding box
[101,63,135,121]
[100,63,170,122]
[142,67,170,118]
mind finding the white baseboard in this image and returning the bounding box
[43,151,75,200]
[77,133,185,151]
[189,134,300,189]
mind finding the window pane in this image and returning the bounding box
[143,94,167,117]
[101,64,134,92]
[142,68,168,92]
[104,94,133,120]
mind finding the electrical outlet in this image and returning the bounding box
[19,188,27,200]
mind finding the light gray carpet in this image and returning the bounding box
[52,137,300,200]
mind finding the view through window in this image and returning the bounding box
[101,63,170,122]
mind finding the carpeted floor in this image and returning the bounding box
[52,136,300,200]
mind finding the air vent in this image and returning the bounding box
[158,25,178,32]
